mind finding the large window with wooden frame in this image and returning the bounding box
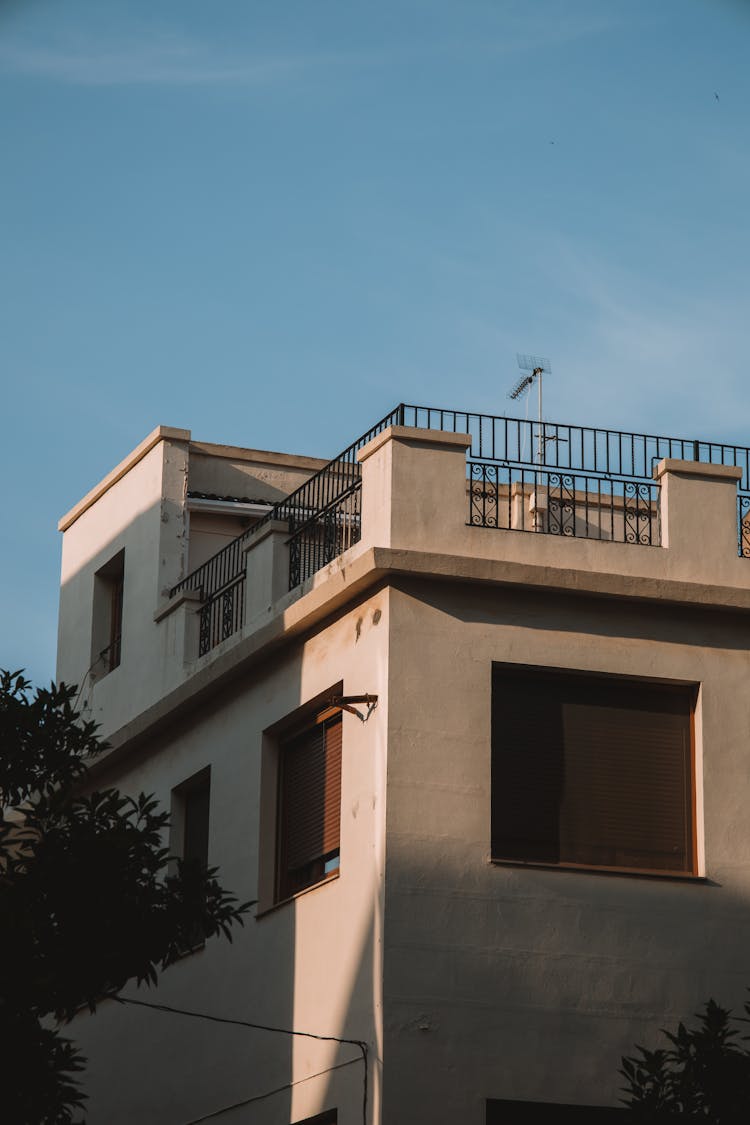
[491,666,696,876]
[276,712,342,902]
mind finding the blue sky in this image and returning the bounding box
[2,0,750,684]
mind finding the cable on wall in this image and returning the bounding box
[181,1056,361,1124]
[116,996,369,1125]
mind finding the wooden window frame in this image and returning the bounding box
[492,666,697,877]
[276,711,342,904]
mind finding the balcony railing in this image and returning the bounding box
[171,406,402,656]
[170,404,750,657]
[469,464,659,544]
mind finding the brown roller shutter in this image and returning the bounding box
[491,668,695,875]
[279,714,342,897]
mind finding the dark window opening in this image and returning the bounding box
[277,713,342,902]
[491,666,696,876]
[294,1112,337,1125]
[171,768,211,950]
[182,777,210,873]
[487,1098,629,1123]
[92,550,125,675]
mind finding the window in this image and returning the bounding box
[171,768,211,948]
[487,1099,628,1123]
[277,712,342,902]
[92,549,125,674]
[491,666,696,876]
[294,1113,337,1125]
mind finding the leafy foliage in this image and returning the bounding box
[0,671,250,1124]
[621,996,750,1120]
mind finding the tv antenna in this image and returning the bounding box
[508,354,552,462]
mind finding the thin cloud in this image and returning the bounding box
[0,36,337,87]
[0,9,618,89]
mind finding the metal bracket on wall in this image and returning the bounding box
[329,694,378,723]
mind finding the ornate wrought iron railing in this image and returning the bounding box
[171,406,403,655]
[171,403,750,657]
[198,573,245,656]
[740,496,750,559]
[469,463,660,545]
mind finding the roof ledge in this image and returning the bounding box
[58,425,191,532]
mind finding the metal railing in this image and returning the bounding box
[197,573,245,657]
[288,487,362,589]
[400,404,750,490]
[170,403,750,658]
[469,464,659,544]
[740,496,750,559]
[268,406,401,587]
[172,406,403,656]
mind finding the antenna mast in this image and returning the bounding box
[509,354,552,463]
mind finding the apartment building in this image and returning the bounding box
[56,404,750,1124]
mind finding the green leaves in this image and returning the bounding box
[0,670,103,808]
[0,671,250,1123]
[620,998,750,1120]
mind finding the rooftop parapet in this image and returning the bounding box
[165,406,750,659]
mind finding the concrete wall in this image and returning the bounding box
[56,431,325,739]
[353,427,750,1123]
[57,429,190,733]
[381,580,750,1123]
[57,421,750,1124]
[187,510,257,573]
[68,588,389,1125]
[188,444,326,503]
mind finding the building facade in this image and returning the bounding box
[56,406,750,1124]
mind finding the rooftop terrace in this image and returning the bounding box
[169,405,750,657]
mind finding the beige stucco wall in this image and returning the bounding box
[188,444,326,503]
[69,589,389,1125]
[380,579,750,1123]
[56,422,750,1124]
[56,433,190,732]
[56,431,325,739]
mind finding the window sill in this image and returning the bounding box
[490,858,707,883]
[255,870,340,920]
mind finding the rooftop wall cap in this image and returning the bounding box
[188,440,328,471]
[653,458,743,483]
[357,425,472,464]
[58,425,192,532]
[154,587,203,624]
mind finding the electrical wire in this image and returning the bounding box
[181,1056,360,1124]
[116,996,368,1125]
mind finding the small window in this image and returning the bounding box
[92,549,125,675]
[491,667,696,876]
[277,713,342,902]
[294,1113,337,1125]
[171,768,211,949]
[171,768,211,873]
